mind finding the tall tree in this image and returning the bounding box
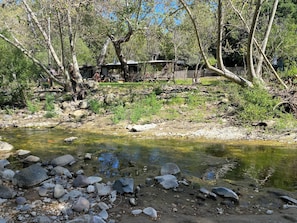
[0,0,85,93]
[179,0,286,88]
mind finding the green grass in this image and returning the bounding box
[111,93,162,124]
[88,99,102,114]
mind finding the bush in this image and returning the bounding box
[111,93,162,124]
[88,99,101,114]
[235,86,279,122]
[44,94,55,112]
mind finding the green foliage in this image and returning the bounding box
[44,94,55,112]
[0,38,41,107]
[111,93,162,124]
[274,113,297,130]
[111,103,126,124]
[44,111,56,119]
[26,100,39,114]
[88,99,102,114]
[232,86,278,122]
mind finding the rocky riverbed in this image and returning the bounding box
[1,127,297,223]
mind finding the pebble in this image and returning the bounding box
[87,185,95,193]
[131,209,142,216]
[54,184,65,199]
[266,209,273,215]
[72,197,90,212]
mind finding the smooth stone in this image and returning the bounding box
[98,209,108,220]
[51,154,75,167]
[16,196,27,205]
[211,187,239,201]
[23,155,40,163]
[72,197,90,212]
[98,202,109,210]
[87,185,95,193]
[1,169,15,181]
[0,184,15,199]
[87,176,102,184]
[64,137,78,143]
[0,141,13,151]
[13,164,48,188]
[143,207,158,219]
[127,123,157,132]
[0,159,10,169]
[131,209,142,216]
[38,187,48,197]
[155,174,178,189]
[54,184,65,199]
[50,166,72,178]
[73,175,90,188]
[96,183,112,196]
[66,215,92,223]
[60,190,82,202]
[15,149,31,156]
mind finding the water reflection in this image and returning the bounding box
[1,128,297,191]
[98,153,119,177]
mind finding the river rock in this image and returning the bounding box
[66,215,92,223]
[131,209,142,216]
[92,216,107,223]
[51,154,75,167]
[87,176,102,184]
[87,185,95,193]
[143,207,158,219]
[127,123,157,132]
[64,137,78,143]
[15,149,31,157]
[72,196,90,212]
[212,187,239,201]
[1,169,15,181]
[54,184,65,199]
[23,155,40,163]
[50,166,72,178]
[96,183,113,196]
[73,175,90,188]
[155,174,178,189]
[112,178,134,194]
[0,159,10,169]
[0,185,15,199]
[98,209,108,220]
[13,164,48,188]
[160,162,180,175]
[0,141,13,151]
[59,190,82,202]
[15,196,26,205]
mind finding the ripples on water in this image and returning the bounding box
[1,128,297,191]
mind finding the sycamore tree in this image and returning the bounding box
[0,0,88,93]
[179,0,287,88]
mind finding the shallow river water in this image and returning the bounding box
[1,128,297,191]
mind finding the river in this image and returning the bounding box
[1,128,297,191]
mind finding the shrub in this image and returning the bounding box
[44,94,55,112]
[88,99,101,114]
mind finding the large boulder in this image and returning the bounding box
[13,164,48,188]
